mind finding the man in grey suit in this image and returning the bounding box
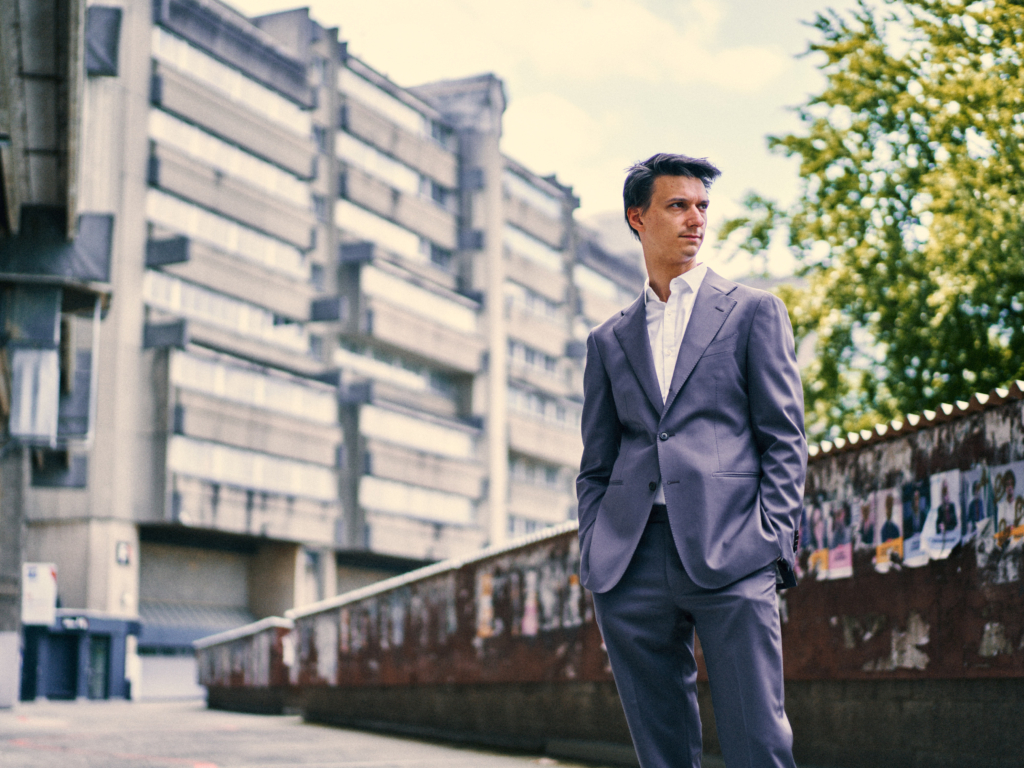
[577,153,806,768]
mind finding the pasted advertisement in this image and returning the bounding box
[874,487,903,572]
[974,460,1024,584]
[924,469,960,559]
[901,479,930,567]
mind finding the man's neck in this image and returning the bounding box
[647,260,702,303]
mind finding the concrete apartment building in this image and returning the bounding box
[3,0,643,701]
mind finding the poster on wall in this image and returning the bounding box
[960,465,996,541]
[874,487,903,573]
[992,461,1024,548]
[901,479,931,567]
[827,499,853,579]
[924,469,961,559]
[805,498,830,579]
[852,495,876,552]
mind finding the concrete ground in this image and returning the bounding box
[1,699,725,768]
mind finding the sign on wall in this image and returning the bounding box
[21,562,57,626]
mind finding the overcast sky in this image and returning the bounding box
[232,0,857,274]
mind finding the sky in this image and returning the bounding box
[231,0,858,275]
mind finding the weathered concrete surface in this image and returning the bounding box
[0,699,633,768]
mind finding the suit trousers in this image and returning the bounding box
[592,508,796,768]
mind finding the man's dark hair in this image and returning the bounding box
[623,153,722,240]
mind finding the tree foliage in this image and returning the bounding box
[725,0,1024,439]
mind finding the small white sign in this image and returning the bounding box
[21,562,57,626]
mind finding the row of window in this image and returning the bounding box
[147,190,308,280]
[361,264,478,334]
[334,341,457,399]
[143,270,311,355]
[503,224,564,273]
[508,339,559,377]
[337,67,452,148]
[508,386,582,429]
[509,454,570,491]
[361,404,475,460]
[359,475,473,524]
[504,280,563,320]
[149,109,309,207]
[168,435,337,501]
[574,263,639,306]
[170,350,337,425]
[502,169,564,220]
[336,198,430,266]
[152,27,311,136]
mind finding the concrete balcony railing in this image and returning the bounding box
[174,388,342,467]
[152,62,315,179]
[343,98,457,187]
[508,481,575,526]
[504,194,565,251]
[168,473,339,547]
[507,308,568,360]
[505,251,567,305]
[147,232,315,321]
[358,295,484,374]
[507,412,583,467]
[149,143,315,250]
[365,437,484,499]
[343,166,456,250]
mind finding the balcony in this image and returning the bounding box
[365,437,484,499]
[508,481,574,526]
[507,308,568,359]
[174,389,341,467]
[343,98,457,187]
[343,166,456,249]
[149,143,314,249]
[363,509,485,561]
[504,251,567,305]
[170,473,339,547]
[152,61,315,179]
[180,318,324,378]
[504,194,564,251]
[147,232,314,320]
[577,287,628,329]
[507,412,583,467]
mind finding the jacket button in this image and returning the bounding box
[648,481,657,491]
[659,432,669,441]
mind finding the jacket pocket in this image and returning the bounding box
[711,471,760,478]
[702,333,738,357]
[607,479,624,486]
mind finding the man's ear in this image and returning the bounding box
[626,206,645,235]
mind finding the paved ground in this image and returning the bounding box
[1,700,696,768]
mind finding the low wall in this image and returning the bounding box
[194,383,1024,767]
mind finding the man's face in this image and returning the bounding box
[628,175,709,273]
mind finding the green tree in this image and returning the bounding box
[725,0,1024,439]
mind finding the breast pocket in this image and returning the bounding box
[702,333,738,358]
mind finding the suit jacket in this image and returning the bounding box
[576,268,807,593]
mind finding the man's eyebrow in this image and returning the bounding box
[664,195,710,205]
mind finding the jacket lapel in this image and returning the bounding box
[662,269,737,415]
[612,294,663,413]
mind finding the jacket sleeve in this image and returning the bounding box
[747,293,807,568]
[576,332,622,542]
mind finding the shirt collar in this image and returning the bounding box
[643,262,707,306]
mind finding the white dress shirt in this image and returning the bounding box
[645,262,707,503]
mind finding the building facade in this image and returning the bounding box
[7,0,643,700]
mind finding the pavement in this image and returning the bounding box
[1,699,702,768]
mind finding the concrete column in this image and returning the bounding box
[0,449,26,707]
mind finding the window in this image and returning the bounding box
[504,224,563,273]
[335,199,425,264]
[574,264,636,304]
[503,170,563,220]
[143,270,310,354]
[170,350,337,423]
[360,475,473,524]
[508,339,559,377]
[168,435,336,501]
[149,110,310,207]
[146,189,308,280]
[509,455,568,490]
[508,386,581,429]
[360,404,474,459]
[336,131,421,196]
[313,195,329,223]
[337,67,429,138]
[361,265,477,333]
[504,281,562,320]
[151,27,311,135]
